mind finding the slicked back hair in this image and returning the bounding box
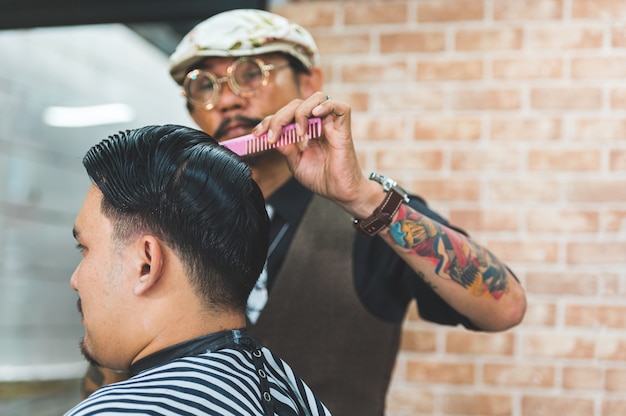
[82,124,269,314]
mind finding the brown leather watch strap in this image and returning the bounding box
[353,188,406,237]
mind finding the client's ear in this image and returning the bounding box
[133,235,164,296]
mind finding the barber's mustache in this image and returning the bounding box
[213,115,262,141]
[76,298,83,316]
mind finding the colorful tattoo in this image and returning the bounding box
[386,205,508,299]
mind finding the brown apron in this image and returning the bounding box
[251,196,401,416]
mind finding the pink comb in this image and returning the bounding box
[221,117,322,156]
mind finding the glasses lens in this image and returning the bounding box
[230,59,265,94]
[185,71,216,106]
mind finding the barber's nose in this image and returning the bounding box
[216,85,245,112]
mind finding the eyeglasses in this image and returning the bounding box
[183,57,290,110]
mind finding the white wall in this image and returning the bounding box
[0,23,193,381]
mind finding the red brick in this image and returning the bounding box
[341,61,409,83]
[273,4,335,28]
[377,88,444,111]
[490,118,561,141]
[493,58,563,79]
[380,31,446,53]
[483,363,555,387]
[611,88,626,109]
[406,360,474,384]
[399,329,437,352]
[604,210,626,232]
[603,273,626,296]
[563,366,604,390]
[446,331,515,355]
[567,242,626,264]
[571,119,626,141]
[610,150,626,170]
[385,387,435,413]
[527,209,600,233]
[451,148,521,171]
[596,335,626,360]
[413,118,482,141]
[613,25,626,47]
[314,33,371,55]
[488,178,561,203]
[606,368,626,391]
[603,399,626,416]
[351,115,406,141]
[417,59,483,81]
[528,26,604,49]
[531,87,602,109]
[494,0,563,20]
[485,240,559,263]
[452,88,522,110]
[567,181,626,202]
[572,0,626,19]
[418,0,484,22]
[522,301,557,326]
[525,272,599,296]
[320,62,333,83]
[442,393,512,415]
[529,149,602,171]
[448,209,518,232]
[522,332,596,358]
[404,300,419,322]
[456,28,523,51]
[411,178,481,202]
[522,395,594,416]
[344,2,408,25]
[572,57,626,79]
[566,304,626,328]
[376,149,443,172]
[331,91,369,112]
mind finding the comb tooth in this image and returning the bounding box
[289,128,295,144]
[312,118,321,137]
[259,134,265,151]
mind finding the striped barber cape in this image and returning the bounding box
[64,330,332,416]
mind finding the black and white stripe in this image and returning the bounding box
[65,347,332,416]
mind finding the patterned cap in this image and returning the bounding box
[169,9,320,86]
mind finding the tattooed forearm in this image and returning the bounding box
[386,204,509,299]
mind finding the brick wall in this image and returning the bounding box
[272,1,626,415]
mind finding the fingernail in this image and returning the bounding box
[267,129,274,142]
[296,124,303,137]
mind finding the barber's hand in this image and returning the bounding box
[252,92,385,219]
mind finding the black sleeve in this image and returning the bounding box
[352,195,479,330]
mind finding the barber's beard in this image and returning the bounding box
[214,115,276,167]
[213,115,261,142]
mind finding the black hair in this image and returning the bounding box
[82,125,269,314]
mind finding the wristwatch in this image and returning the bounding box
[353,172,410,237]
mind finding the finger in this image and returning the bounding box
[294,93,332,136]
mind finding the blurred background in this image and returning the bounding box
[0,1,263,414]
[2,1,626,416]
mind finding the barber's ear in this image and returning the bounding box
[133,235,164,296]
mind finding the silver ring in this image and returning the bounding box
[325,95,332,101]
